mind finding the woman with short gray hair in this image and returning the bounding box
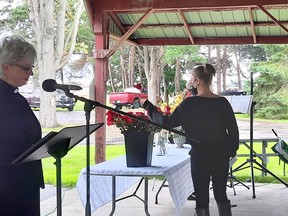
[0,35,44,216]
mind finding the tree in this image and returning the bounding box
[107,48,122,92]
[28,0,84,127]
[252,45,288,119]
[163,45,205,97]
[215,46,222,93]
[141,46,164,105]
[107,44,139,93]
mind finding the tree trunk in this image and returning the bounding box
[160,63,168,103]
[120,47,128,89]
[139,46,164,105]
[29,0,58,127]
[55,0,67,70]
[216,46,222,93]
[129,46,135,86]
[142,47,155,104]
[222,46,228,91]
[175,57,181,94]
[108,61,115,92]
[56,0,84,71]
[234,46,242,89]
[148,47,158,105]
[28,0,84,127]
[207,45,212,63]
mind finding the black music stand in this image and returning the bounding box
[225,73,288,199]
[223,94,253,191]
[224,94,253,114]
[11,123,104,216]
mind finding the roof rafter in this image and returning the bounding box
[178,9,195,45]
[108,12,126,34]
[248,7,257,44]
[134,36,288,46]
[85,0,288,46]
[122,21,288,30]
[257,5,288,34]
[106,9,154,58]
[93,0,288,11]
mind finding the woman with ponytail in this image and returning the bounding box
[143,63,239,216]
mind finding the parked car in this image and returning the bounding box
[20,88,76,111]
[109,86,148,110]
[219,89,247,96]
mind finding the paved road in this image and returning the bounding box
[237,118,288,140]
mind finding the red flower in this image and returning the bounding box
[106,110,157,132]
[163,105,171,115]
[106,111,115,125]
[122,115,134,124]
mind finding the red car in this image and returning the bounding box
[109,87,148,110]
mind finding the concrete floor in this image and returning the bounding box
[40,179,288,216]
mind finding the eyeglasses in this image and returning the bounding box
[13,64,34,73]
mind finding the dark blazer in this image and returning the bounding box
[0,79,44,215]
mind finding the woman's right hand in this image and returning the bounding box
[140,99,148,107]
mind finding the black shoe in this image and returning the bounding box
[188,192,196,200]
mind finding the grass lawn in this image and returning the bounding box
[229,142,288,184]
[42,142,288,187]
[42,145,125,187]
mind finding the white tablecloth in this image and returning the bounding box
[76,146,193,215]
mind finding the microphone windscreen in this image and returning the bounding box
[42,79,57,92]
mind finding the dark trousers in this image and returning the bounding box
[0,181,40,216]
[191,154,230,208]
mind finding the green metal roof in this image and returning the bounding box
[84,1,288,45]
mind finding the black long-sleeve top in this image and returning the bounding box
[143,96,239,157]
[0,79,44,190]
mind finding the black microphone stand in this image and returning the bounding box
[83,100,95,216]
[63,91,200,216]
[64,91,95,216]
[65,93,199,143]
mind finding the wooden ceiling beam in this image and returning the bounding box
[110,5,288,14]
[178,9,195,45]
[248,7,257,44]
[105,9,153,58]
[122,21,288,30]
[90,0,288,11]
[257,5,288,34]
[108,12,126,34]
[109,33,138,46]
[133,36,288,46]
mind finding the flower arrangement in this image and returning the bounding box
[106,110,157,132]
[158,93,187,147]
[160,93,186,114]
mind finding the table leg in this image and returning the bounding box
[109,176,116,216]
[109,176,151,216]
[155,178,168,204]
[144,177,150,216]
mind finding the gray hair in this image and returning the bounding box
[0,35,37,77]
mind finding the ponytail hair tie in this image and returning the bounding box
[203,63,207,74]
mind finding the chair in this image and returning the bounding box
[271,130,288,176]
[227,157,250,195]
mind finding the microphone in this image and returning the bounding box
[42,79,82,92]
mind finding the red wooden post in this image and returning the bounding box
[94,10,109,163]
